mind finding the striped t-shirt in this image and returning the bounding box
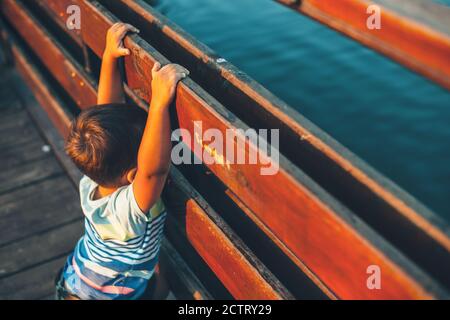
[62,175,167,300]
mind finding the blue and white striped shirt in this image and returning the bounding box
[62,175,167,300]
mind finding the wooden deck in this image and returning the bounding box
[0,66,83,300]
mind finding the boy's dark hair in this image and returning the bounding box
[65,103,147,187]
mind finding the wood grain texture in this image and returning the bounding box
[33,0,83,45]
[0,220,82,277]
[186,199,287,300]
[0,257,66,299]
[0,176,81,246]
[1,0,97,108]
[166,168,293,300]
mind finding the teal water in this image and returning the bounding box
[153,0,450,221]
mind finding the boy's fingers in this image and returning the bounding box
[111,22,121,31]
[124,23,140,34]
[115,24,139,41]
[152,62,162,77]
[117,43,130,56]
[172,65,190,76]
[118,47,131,56]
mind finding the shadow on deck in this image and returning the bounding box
[0,66,83,300]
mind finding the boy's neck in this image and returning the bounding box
[95,185,119,200]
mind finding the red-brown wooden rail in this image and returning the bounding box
[0,0,97,108]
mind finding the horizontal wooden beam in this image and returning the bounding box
[276,0,450,90]
[99,0,450,289]
[166,168,293,300]
[78,0,447,299]
[186,200,287,300]
[1,0,97,108]
[33,0,83,46]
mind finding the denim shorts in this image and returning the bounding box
[54,268,157,300]
[55,269,80,300]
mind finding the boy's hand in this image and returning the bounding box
[150,62,189,110]
[104,23,139,59]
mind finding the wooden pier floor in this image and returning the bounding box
[0,66,83,300]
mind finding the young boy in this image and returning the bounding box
[56,23,189,300]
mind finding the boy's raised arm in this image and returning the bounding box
[98,23,139,105]
[133,62,189,213]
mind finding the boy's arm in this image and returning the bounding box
[133,62,189,213]
[98,23,139,105]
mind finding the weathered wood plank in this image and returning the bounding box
[100,0,450,290]
[166,168,293,300]
[0,111,42,147]
[0,257,65,300]
[1,0,97,109]
[0,220,82,278]
[159,238,212,300]
[1,134,51,170]
[0,176,80,246]
[33,0,83,45]
[0,157,63,196]
[276,0,450,90]
[186,199,289,300]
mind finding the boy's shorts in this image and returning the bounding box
[54,268,158,300]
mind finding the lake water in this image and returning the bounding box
[152,0,450,221]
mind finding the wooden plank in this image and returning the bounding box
[0,157,63,196]
[0,176,81,246]
[78,0,448,299]
[1,0,97,109]
[0,111,42,147]
[32,0,83,45]
[0,30,73,139]
[100,0,450,290]
[276,0,450,90]
[166,168,293,300]
[2,25,212,300]
[0,220,82,277]
[0,257,65,300]
[159,238,212,300]
[186,200,288,300]
[1,133,51,170]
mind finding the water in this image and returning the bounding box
[152,0,450,221]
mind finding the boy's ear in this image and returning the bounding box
[126,168,137,184]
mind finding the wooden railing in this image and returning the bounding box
[0,0,448,299]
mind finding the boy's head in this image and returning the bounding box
[65,104,147,187]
